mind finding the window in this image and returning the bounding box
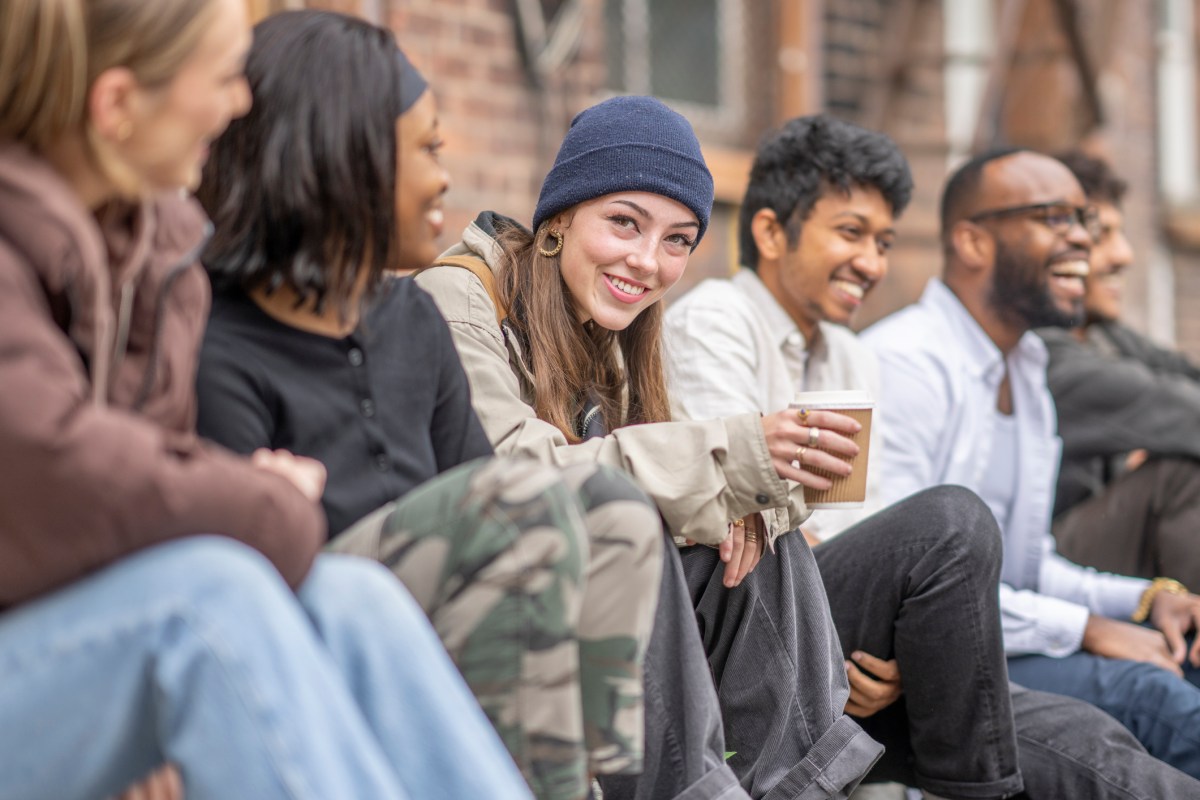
[604,0,746,131]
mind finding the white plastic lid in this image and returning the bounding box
[790,389,874,409]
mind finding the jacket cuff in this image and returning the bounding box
[721,413,792,517]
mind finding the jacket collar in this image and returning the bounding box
[0,142,209,401]
[453,210,524,274]
[0,143,210,286]
[0,143,108,297]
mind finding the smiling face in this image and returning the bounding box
[1083,201,1133,323]
[556,191,699,330]
[118,0,252,192]
[394,90,450,271]
[758,185,895,337]
[975,153,1093,329]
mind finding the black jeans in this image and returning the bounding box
[1005,682,1200,799]
[814,486,1021,798]
[819,485,1200,800]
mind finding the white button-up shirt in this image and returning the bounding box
[862,279,1149,657]
[664,269,885,540]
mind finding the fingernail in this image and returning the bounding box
[851,651,863,661]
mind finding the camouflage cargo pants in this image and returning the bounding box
[331,457,663,800]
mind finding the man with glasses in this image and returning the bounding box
[1037,151,1200,590]
[863,148,1200,777]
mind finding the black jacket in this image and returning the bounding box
[1039,322,1200,516]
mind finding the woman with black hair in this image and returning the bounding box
[194,12,662,800]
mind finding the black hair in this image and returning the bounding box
[738,114,913,270]
[197,10,411,316]
[1054,150,1128,207]
[938,146,1029,248]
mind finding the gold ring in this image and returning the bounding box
[796,407,810,424]
[732,518,745,527]
[795,445,807,463]
[808,426,820,447]
[745,530,758,544]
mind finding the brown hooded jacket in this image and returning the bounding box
[0,143,325,606]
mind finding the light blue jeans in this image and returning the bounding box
[0,536,532,800]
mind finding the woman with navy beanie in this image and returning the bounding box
[418,95,883,800]
[195,12,672,800]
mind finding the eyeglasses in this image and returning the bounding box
[969,202,1101,241]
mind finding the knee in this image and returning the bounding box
[153,535,284,595]
[468,457,592,575]
[574,465,662,557]
[142,536,301,628]
[1151,456,1200,492]
[301,554,427,633]
[1119,661,1200,718]
[901,485,1004,568]
[576,464,655,511]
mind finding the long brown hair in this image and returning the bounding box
[496,219,672,443]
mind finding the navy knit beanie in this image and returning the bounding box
[397,46,428,115]
[532,96,714,244]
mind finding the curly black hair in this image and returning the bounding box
[1054,150,1128,207]
[738,114,913,270]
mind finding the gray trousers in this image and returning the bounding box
[1054,456,1200,588]
[600,525,882,800]
[597,536,750,800]
[606,486,1200,800]
[681,527,886,799]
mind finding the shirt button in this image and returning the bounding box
[374,453,389,472]
[348,348,364,367]
[755,493,770,504]
[360,398,376,418]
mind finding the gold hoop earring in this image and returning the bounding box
[537,229,564,258]
[116,120,134,142]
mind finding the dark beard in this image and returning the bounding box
[990,240,1083,329]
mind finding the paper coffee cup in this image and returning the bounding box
[790,389,873,509]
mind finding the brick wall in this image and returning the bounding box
[300,0,781,296]
[386,0,583,248]
[829,0,1174,353]
[282,0,1194,359]
[829,0,949,330]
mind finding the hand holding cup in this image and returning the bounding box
[790,390,874,507]
[760,407,861,491]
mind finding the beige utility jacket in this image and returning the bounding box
[415,215,807,546]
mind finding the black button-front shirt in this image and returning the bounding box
[196,278,494,538]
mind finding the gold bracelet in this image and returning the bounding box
[1131,577,1189,623]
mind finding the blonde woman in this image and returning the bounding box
[0,2,529,798]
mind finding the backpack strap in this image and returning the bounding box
[420,254,508,326]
